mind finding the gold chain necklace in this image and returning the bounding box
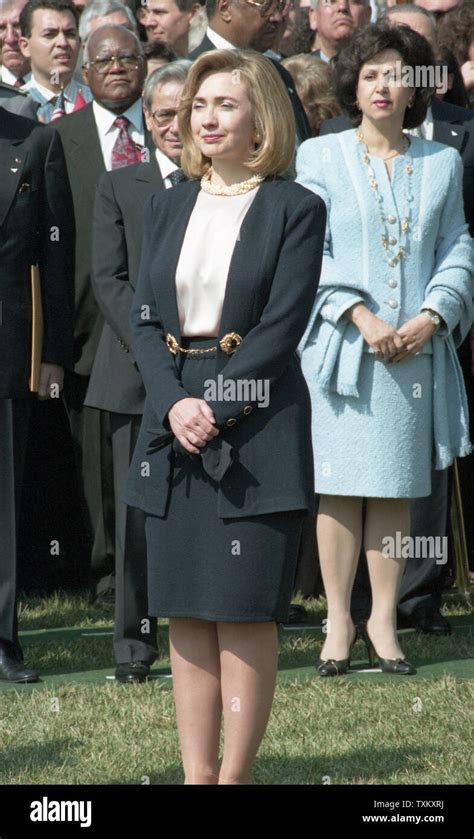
[356,129,413,267]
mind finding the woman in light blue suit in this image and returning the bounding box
[297,23,473,675]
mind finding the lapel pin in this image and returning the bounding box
[451,130,458,136]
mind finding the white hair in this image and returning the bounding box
[83,22,143,63]
[79,0,137,43]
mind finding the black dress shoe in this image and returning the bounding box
[90,587,115,607]
[0,648,39,683]
[287,604,308,625]
[413,610,452,635]
[115,661,150,683]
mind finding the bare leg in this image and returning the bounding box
[364,498,410,659]
[217,621,278,785]
[168,617,222,784]
[317,495,363,659]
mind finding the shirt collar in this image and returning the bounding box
[2,65,31,86]
[24,75,84,103]
[206,26,236,50]
[93,97,144,134]
[155,146,179,180]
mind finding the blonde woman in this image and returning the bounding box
[124,49,326,784]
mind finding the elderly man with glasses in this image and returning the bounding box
[189,0,311,145]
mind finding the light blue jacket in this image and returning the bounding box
[296,129,473,469]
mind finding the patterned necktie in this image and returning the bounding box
[50,92,66,122]
[13,77,25,88]
[168,168,187,187]
[111,116,142,169]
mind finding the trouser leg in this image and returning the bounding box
[63,372,115,596]
[0,397,32,654]
[110,412,157,664]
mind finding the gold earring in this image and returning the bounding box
[253,132,262,144]
[408,96,415,107]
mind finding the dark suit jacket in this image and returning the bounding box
[56,101,153,377]
[0,108,74,398]
[188,34,311,145]
[85,156,165,414]
[123,177,326,519]
[319,98,474,231]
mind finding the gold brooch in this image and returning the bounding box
[219,332,242,355]
[166,333,179,355]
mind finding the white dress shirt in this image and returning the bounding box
[175,186,261,336]
[92,98,145,171]
[155,146,180,188]
[206,26,236,50]
[1,65,31,86]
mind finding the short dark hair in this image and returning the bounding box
[143,41,178,63]
[205,0,217,20]
[334,23,435,129]
[20,0,79,38]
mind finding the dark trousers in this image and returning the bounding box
[62,371,115,596]
[0,397,32,654]
[109,412,157,664]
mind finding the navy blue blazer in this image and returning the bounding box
[123,177,326,519]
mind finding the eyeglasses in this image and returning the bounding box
[151,108,179,127]
[88,53,143,74]
[244,0,292,17]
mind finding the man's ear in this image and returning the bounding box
[19,36,31,58]
[82,64,90,85]
[308,7,318,33]
[362,5,371,24]
[189,2,202,21]
[136,6,146,23]
[216,0,232,23]
[144,107,153,132]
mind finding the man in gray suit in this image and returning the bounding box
[86,61,190,682]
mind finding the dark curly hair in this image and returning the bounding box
[333,23,436,128]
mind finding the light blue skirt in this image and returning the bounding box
[306,352,433,498]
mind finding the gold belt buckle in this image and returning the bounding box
[219,332,242,355]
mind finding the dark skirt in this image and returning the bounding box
[145,337,304,623]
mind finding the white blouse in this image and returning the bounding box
[175,186,261,337]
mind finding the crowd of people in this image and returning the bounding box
[0,0,473,785]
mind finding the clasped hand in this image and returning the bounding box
[168,397,220,454]
[353,310,436,363]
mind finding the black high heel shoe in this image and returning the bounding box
[360,624,416,675]
[316,627,357,677]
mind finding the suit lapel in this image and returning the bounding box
[218,181,269,334]
[158,180,201,343]
[67,104,105,185]
[0,138,28,227]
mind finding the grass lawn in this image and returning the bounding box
[0,592,472,785]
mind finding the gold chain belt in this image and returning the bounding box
[166,332,242,357]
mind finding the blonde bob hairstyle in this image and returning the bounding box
[178,49,296,179]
